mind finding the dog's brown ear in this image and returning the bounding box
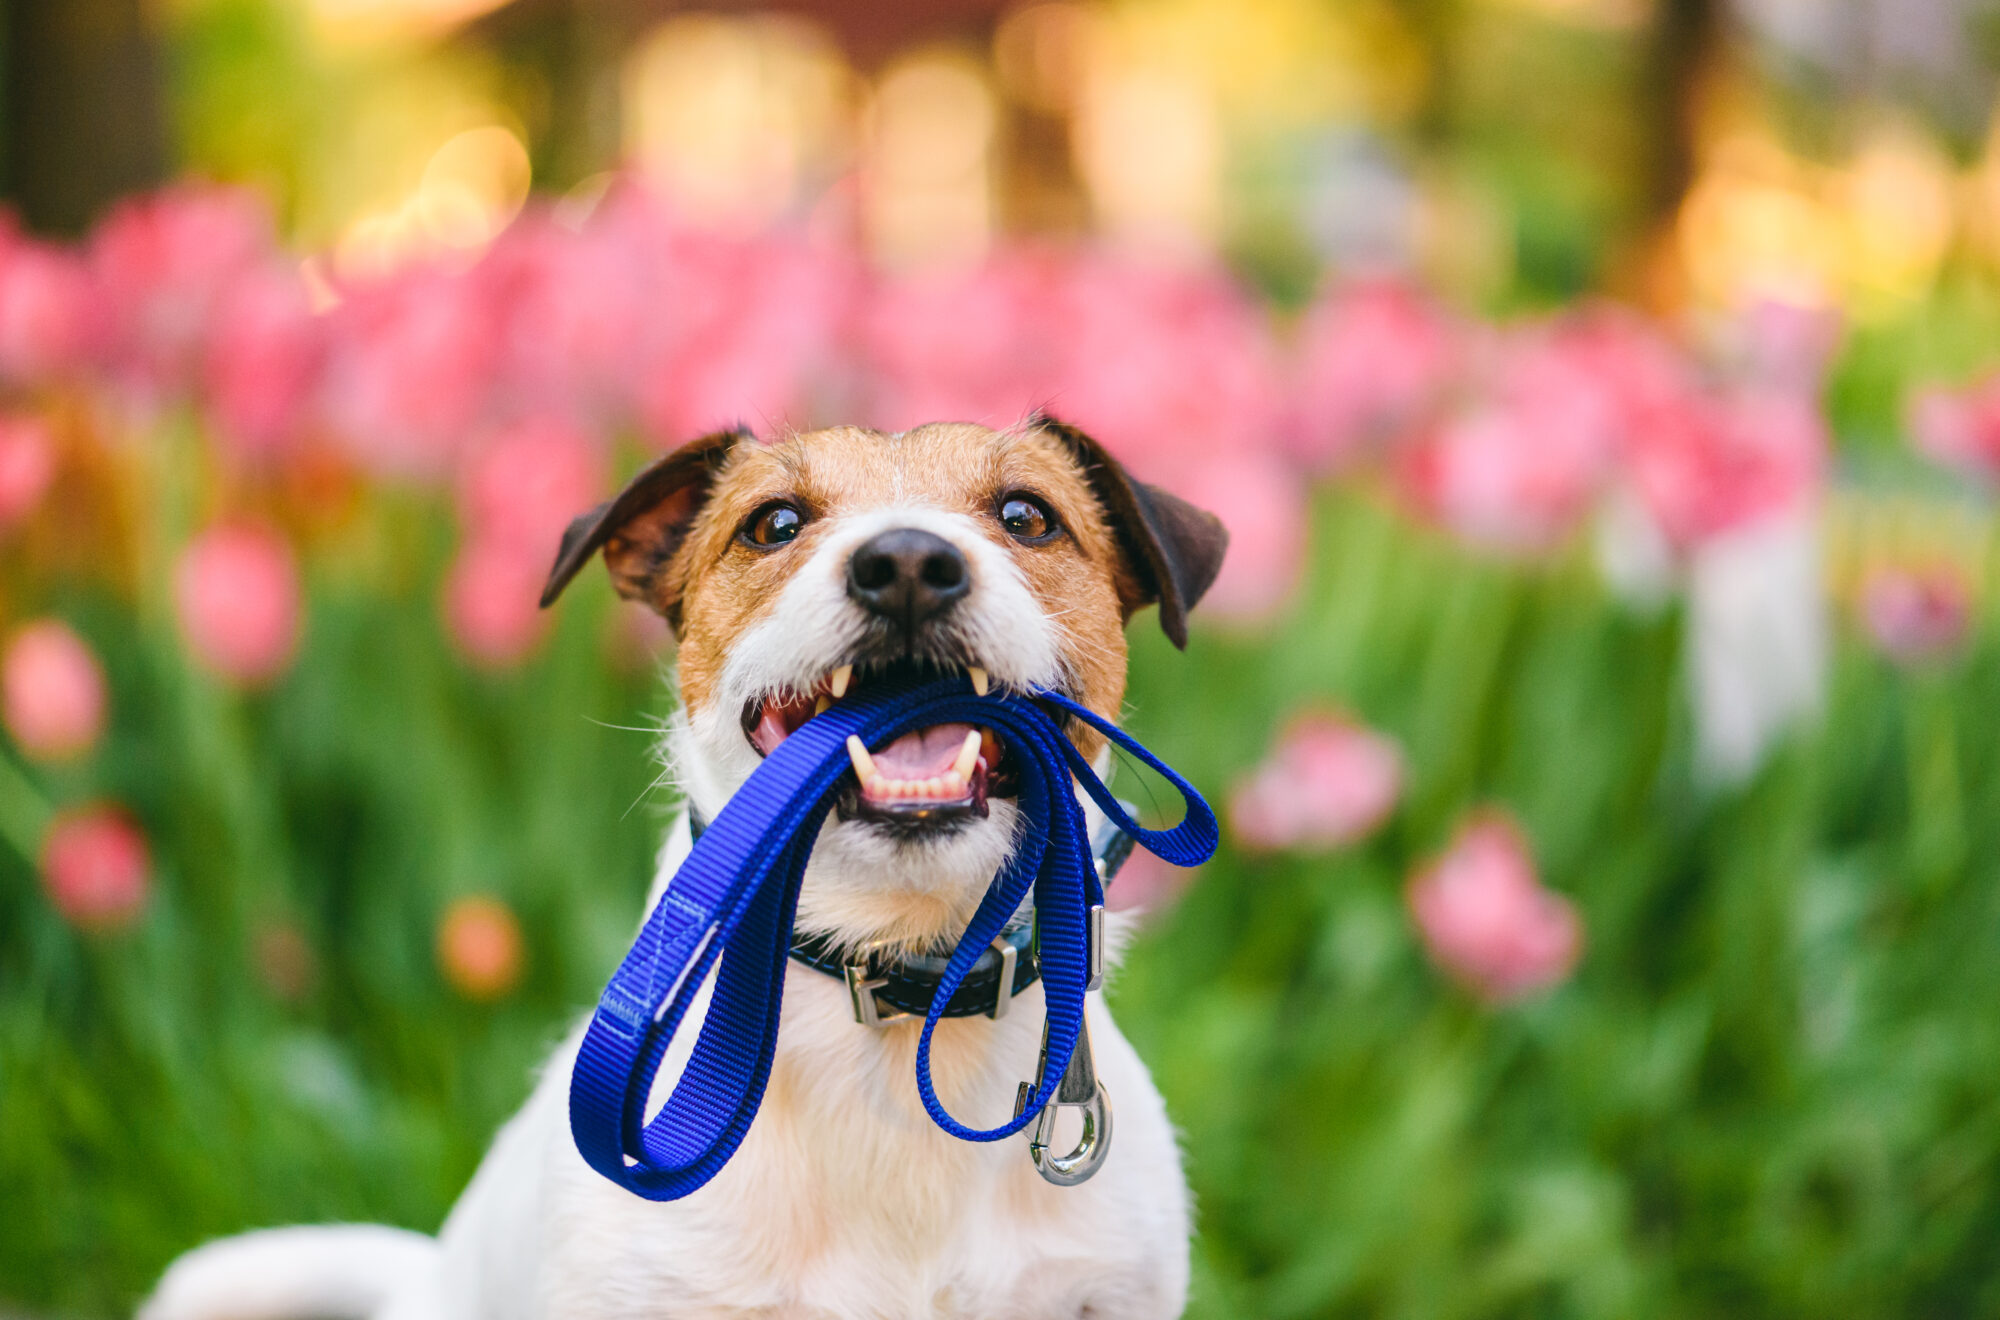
[1033,414,1229,649]
[540,426,749,626]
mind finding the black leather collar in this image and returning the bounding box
[686,803,1136,1020]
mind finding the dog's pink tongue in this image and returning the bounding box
[872,722,974,780]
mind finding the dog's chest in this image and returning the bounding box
[542,1177,1182,1320]
[524,989,1188,1320]
[539,1125,1182,1320]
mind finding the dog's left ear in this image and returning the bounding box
[1033,415,1229,649]
[539,426,749,628]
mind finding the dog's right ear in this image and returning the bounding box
[539,426,749,628]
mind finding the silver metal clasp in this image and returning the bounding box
[842,940,914,1028]
[844,936,1019,1028]
[1013,1010,1113,1185]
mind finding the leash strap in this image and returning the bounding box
[568,675,1217,1201]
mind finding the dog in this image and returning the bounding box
[144,417,1228,1320]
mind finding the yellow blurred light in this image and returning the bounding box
[1679,122,1955,318]
[1073,64,1219,248]
[307,0,510,46]
[334,207,430,281]
[415,125,532,249]
[862,52,998,266]
[1102,0,1401,129]
[1834,124,1953,306]
[623,14,852,232]
[1480,0,1653,30]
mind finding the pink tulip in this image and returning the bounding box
[41,804,150,931]
[1048,255,1288,485]
[631,226,855,444]
[0,414,56,527]
[2,619,107,761]
[863,246,1068,432]
[0,231,102,384]
[90,184,274,395]
[1291,278,1461,470]
[1230,712,1403,852]
[1407,811,1581,1003]
[202,265,325,460]
[1626,386,1825,551]
[320,266,499,479]
[1909,378,2000,480]
[1104,848,1198,918]
[1396,308,1696,556]
[1727,296,1842,395]
[444,537,549,668]
[456,416,604,558]
[476,212,651,424]
[862,248,1286,489]
[1859,562,1974,666]
[1398,398,1609,556]
[174,522,303,685]
[1183,453,1307,621]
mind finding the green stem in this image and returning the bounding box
[0,744,54,865]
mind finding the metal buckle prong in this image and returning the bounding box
[1085,903,1105,992]
[842,939,914,1028]
[989,935,1017,1020]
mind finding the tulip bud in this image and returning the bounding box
[3,619,107,761]
[41,804,150,931]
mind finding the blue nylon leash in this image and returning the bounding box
[568,673,1218,1201]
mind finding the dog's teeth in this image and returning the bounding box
[830,665,852,699]
[845,735,877,783]
[814,695,830,715]
[952,729,981,780]
[940,771,965,798]
[968,666,989,697]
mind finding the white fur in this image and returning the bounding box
[143,496,1189,1320]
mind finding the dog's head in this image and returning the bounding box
[542,418,1226,941]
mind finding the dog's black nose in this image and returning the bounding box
[847,528,970,629]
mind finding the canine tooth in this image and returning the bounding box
[845,735,877,783]
[968,666,989,697]
[830,665,852,699]
[814,695,830,715]
[952,729,981,780]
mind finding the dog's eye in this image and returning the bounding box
[999,494,1055,543]
[743,502,805,548]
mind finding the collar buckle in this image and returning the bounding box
[843,935,1020,1027]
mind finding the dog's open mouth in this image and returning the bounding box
[741,661,1017,830]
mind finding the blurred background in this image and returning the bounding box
[7,0,2000,1315]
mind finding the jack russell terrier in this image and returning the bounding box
[144,416,1229,1320]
